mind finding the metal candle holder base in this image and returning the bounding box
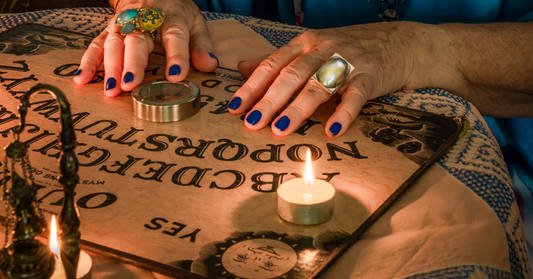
[277,178,335,225]
[0,84,81,279]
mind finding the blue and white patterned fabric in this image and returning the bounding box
[0,7,530,278]
[379,88,529,279]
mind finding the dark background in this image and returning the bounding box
[0,0,110,13]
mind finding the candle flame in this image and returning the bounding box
[301,249,319,264]
[50,215,59,254]
[304,149,314,190]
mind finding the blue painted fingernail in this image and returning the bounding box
[169,64,180,76]
[246,110,262,125]
[329,122,342,136]
[106,77,116,91]
[73,69,82,76]
[123,72,134,83]
[274,116,290,131]
[228,97,242,110]
[209,52,219,64]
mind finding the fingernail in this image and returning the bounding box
[106,77,116,91]
[123,72,134,83]
[246,110,262,125]
[73,69,82,76]
[169,64,180,76]
[274,116,290,131]
[209,52,219,64]
[329,122,342,136]
[228,97,242,110]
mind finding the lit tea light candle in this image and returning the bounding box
[277,149,335,225]
[50,215,92,279]
[50,215,66,279]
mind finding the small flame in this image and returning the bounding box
[303,149,314,190]
[300,249,319,264]
[50,215,59,254]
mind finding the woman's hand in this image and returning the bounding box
[230,22,457,138]
[73,0,218,96]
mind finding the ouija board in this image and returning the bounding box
[0,23,463,278]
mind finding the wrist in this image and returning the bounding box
[398,22,463,93]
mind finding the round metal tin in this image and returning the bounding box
[132,80,200,122]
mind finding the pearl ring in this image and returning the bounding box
[311,53,354,95]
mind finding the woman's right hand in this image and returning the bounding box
[73,0,218,96]
[230,22,454,138]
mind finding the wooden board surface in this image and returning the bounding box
[0,23,462,278]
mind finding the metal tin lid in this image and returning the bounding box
[132,80,200,122]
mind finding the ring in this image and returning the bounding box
[311,53,354,95]
[115,6,166,38]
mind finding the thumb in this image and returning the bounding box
[237,54,270,78]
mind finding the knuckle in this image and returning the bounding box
[258,57,278,75]
[91,33,107,48]
[337,105,357,122]
[103,34,123,49]
[290,103,308,118]
[345,87,367,100]
[307,81,330,99]
[124,31,146,42]
[89,40,104,51]
[81,55,99,68]
[300,29,321,42]
[259,95,277,110]
[279,65,303,86]
[104,64,122,73]
[300,30,315,39]
[123,60,145,70]
[238,82,255,93]
[166,53,185,62]
[163,26,189,41]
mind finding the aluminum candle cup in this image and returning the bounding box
[277,178,335,225]
[132,80,200,122]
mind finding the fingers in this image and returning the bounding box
[272,74,375,138]
[164,9,217,82]
[227,43,317,117]
[189,12,218,72]
[75,2,213,96]
[231,54,375,138]
[102,29,125,97]
[73,20,152,97]
[161,15,191,82]
[237,55,269,78]
[73,30,107,85]
[270,79,332,136]
[324,75,375,137]
[120,32,154,91]
[241,52,329,131]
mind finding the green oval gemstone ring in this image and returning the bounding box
[115,6,166,37]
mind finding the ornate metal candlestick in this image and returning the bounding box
[0,84,80,279]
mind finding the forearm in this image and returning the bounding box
[417,22,533,117]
